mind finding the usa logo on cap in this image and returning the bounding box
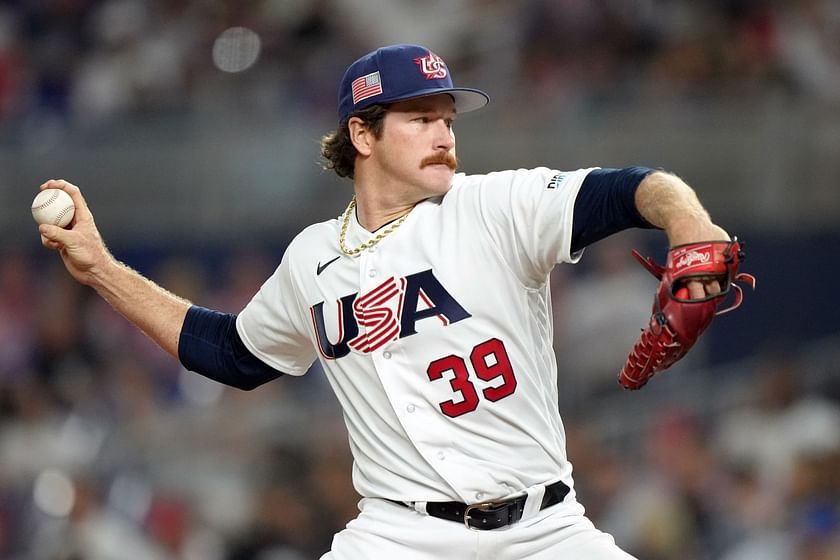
[414,51,447,80]
[336,44,489,122]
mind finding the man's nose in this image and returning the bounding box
[434,122,455,151]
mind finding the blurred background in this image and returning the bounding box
[1,0,839,558]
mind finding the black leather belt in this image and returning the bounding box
[388,480,570,530]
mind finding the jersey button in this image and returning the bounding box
[368,269,377,277]
[437,451,446,461]
[475,492,485,501]
[383,350,392,359]
[406,403,415,413]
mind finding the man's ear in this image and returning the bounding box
[348,117,374,157]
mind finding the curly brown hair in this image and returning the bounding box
[320,104,389,179]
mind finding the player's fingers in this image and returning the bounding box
[39,179,93,222]
[39,223,75,247]
[40,233,63,251]
[705,278,722,296]
[686,280,705,300]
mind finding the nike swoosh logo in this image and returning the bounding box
[316,256,341,275]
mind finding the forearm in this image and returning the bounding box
[36,179,190,359]
[635,171,728,246]
[88,257,190,358]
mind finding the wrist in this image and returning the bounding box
[86,252,122,290]
[665,215,728,247]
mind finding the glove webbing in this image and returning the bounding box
[617,238,755,391]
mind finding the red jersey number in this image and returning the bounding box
[426,338,517,418]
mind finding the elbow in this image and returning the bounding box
[226,369,285,391]
[232,377,267,391]
[185,368,277,391]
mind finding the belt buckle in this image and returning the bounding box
[463,500,508,530]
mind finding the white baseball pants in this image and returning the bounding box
[320,497,638,559]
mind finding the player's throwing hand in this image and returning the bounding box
[37,179,112,286]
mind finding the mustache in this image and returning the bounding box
[421,152,458,170]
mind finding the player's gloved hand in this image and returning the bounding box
[618,238,756,390]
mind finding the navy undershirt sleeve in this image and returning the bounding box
[570,166,659,254]
[178,305,285,390]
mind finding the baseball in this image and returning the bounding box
[32,189,75,228]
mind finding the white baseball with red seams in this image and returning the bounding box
[32,188,75,227]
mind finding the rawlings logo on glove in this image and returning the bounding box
[618,238,756,390]
[674,250,711,268]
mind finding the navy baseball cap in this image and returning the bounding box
[337,44,489,122]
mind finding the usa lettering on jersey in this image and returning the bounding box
[310,269,471,360]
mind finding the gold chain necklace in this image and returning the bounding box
[339,195,411,257]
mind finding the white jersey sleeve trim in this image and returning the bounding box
[553,168,593,266]
[470,167,596,288]
[235,239,318,376]
[235,315,312,376]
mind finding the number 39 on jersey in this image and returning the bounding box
[309,267,519,418]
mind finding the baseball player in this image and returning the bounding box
[38,44,744,559]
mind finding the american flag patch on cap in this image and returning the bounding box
[351,71,383,104]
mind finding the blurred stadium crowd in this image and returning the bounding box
[0,0,838,129]
[1,0,840,559]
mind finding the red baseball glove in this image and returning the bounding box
[618,238,756,390]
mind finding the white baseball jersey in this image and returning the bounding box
[237,166,595,507]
